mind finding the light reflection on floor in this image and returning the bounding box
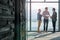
[27,32,60,40]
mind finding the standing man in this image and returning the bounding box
[51,8,57,33]
[37,9,42,33]
[42,7,50,32]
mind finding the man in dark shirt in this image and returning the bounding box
[51,8,57,33]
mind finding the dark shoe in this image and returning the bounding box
[52,31,55,33]
[45,30,48,32]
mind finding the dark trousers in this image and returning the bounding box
[44,19,48,31]
[52,21,56,32]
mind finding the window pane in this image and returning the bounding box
[26,0,30,1]
[26,3,30,31]
[26,0,44,1]
[31,3,58,31]
[46,0,58,1]
[31,0,44,1]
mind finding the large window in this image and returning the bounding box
[26,3,30,31]
[31,0,44,1]
[46,0,58,2]
[26,0,59,31]
[31,3,58,31]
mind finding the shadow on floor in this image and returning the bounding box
[50,36,60,40]
[28,32,43,36]
[31,32,53,40]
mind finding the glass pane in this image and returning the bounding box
[26,3,30,31]
[31,0,44,1]
[26,0,44,1]
[26,0,30,1]
[46,0,58,1]
[31,3,58,31]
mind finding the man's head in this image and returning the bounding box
[38,9,41,12]
[52,8,55,12]
[45,7,48,11]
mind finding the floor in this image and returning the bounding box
[27,32,60,40]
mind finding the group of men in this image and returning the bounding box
[37,7,57,33]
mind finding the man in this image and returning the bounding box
[51,8,57,33]
[37,9,42,33]
[42,7,50,32]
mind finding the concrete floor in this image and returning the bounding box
[27,32,60,40]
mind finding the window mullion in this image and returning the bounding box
[30,0,31,31]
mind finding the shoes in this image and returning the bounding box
[38,31,41,33]
[44,30,47,32]
[52,31,55,33]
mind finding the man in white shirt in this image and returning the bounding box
[42,7,50,32]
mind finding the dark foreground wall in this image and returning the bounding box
[0,0,15,40]
[0,0,26,40]
[14,0,26,40]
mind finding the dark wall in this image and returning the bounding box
[14,0,26,40]
[0,0,15,40]
[0,0,26,40]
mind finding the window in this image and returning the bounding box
[31,3,58,31]
[26,3,30,31]
[31,0,44,1]
[26,0,30,1]
[46,0,58,2]
[26,0,44,1]
[26,0,59,31]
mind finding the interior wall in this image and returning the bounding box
[0,0,15,40]
[0,0,26,40]
[14,0,26,40]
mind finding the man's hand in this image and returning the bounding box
[44,16,49,18]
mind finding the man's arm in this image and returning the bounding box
[56,12,57,17]
[55,12,57,20]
